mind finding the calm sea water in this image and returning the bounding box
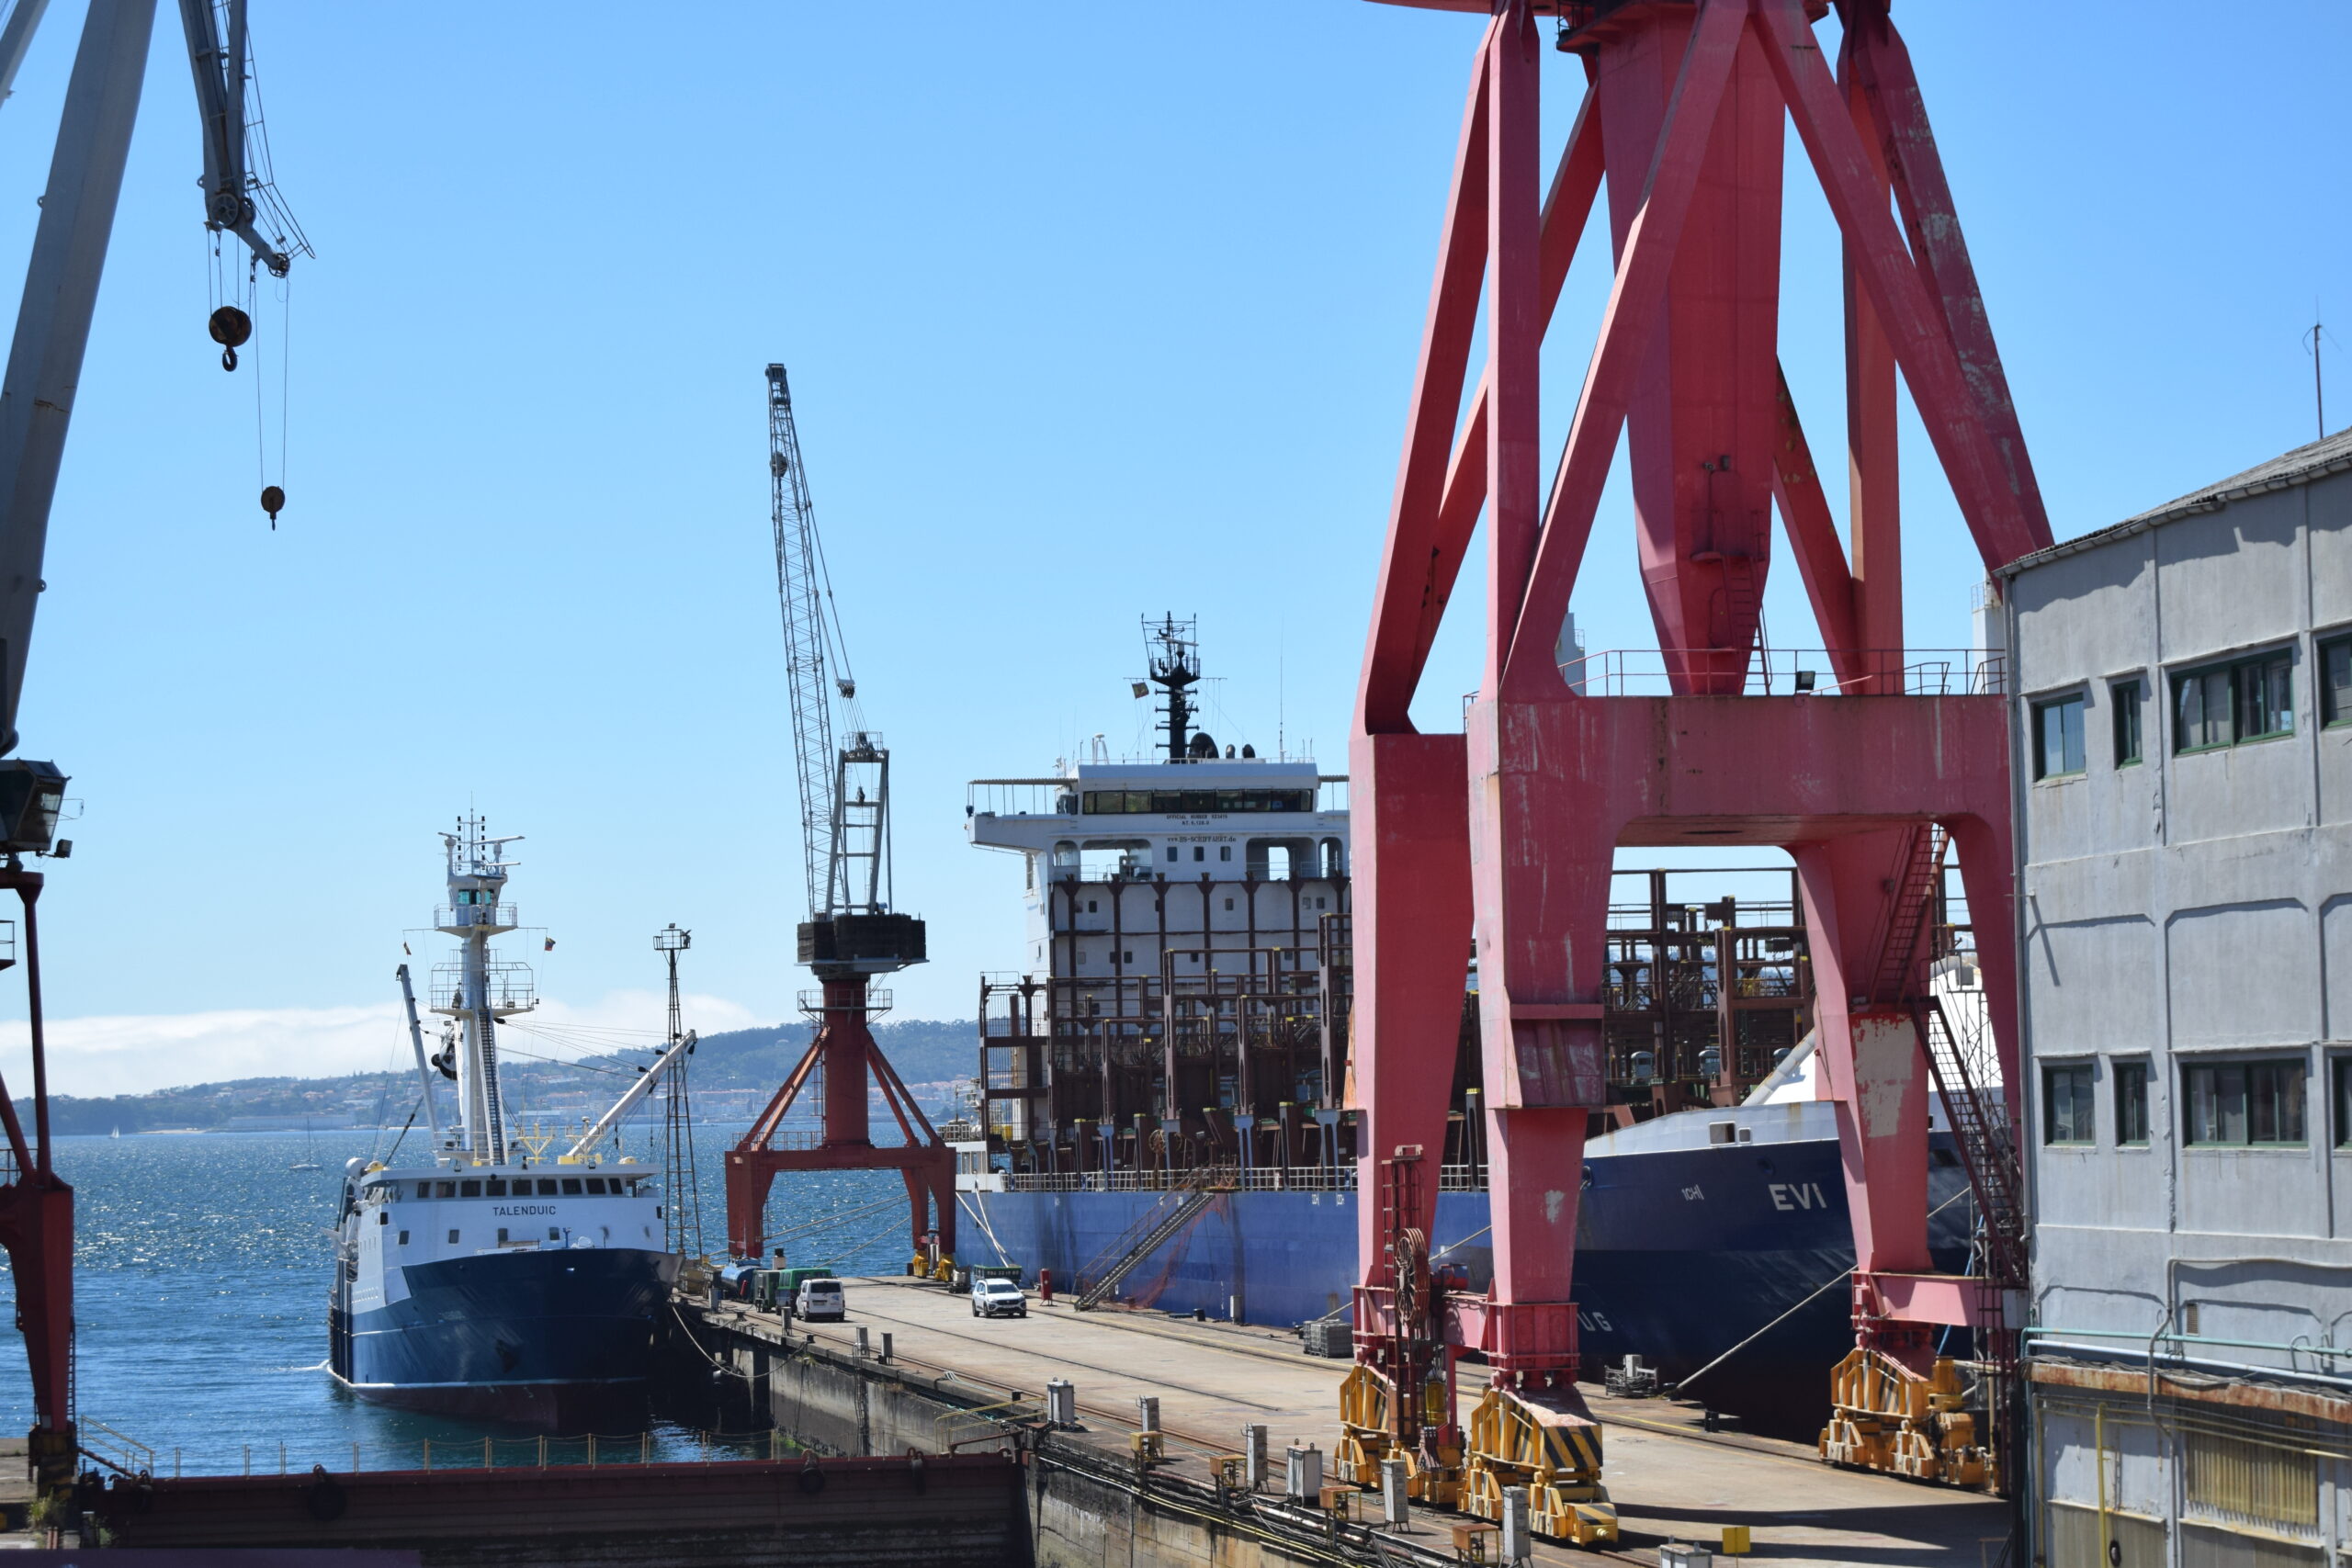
[0,1124,918,1474]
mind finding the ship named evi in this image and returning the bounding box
[327,818,682,1424]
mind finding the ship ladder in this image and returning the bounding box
[1074,1187,1220,1311]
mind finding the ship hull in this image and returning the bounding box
[971,1111,1973,1429]
[335,1246,676,1427]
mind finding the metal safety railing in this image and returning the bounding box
[1561,647,2009,699]
[129,1425,804,1480]
[999,1163,1490,1194]
[434,903,518,931]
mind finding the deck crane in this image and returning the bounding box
[0,0,308,1504]
[725,365,953,1269]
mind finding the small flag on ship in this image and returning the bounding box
[545,937,556,952]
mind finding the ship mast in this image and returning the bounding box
[431,817,533,1167]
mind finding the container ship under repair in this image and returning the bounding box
[958,617,1978,1424]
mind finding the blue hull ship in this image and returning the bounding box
[967,1100,1974,1425]
[329,817,685,1426]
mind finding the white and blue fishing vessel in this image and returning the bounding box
[327,818,683,1425]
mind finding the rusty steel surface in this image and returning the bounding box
[89,1451,1024,1555]
[2030,1359,2352,1428]
[1348,0,2047,1483]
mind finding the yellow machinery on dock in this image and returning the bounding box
[1335,1364,1463,1506]
[1818,1348,1990,1489]
[1461,1383,1618,1547]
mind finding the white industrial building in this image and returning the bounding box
[2001,428,2352,1566]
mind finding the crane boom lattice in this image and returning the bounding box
[730,363,949,1270]
[766,364,841,919]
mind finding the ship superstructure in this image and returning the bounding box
[327,817,682,1425]
[972,617,1352,1175]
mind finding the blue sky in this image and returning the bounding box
[0,2,2346,1093]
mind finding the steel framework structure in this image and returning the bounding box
[727,365,947,1264]
[1350,0,2046,1518]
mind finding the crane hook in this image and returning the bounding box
[209,305,252,372]
[261,485,285,529]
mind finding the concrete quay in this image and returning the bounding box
[680,1274,2013,1568]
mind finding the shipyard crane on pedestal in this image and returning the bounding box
[725,364,953,1268]
[0,0,308,1503]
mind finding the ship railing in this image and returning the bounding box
[1549,647,2008,700]
[967,779,1076,818]
[426,959,537,1014]
[1001,1162,1487,1194]
[83,1416,155,1476]
[138,1425,820,1478]
[434,903,518,931]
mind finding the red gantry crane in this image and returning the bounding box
[1342,0,2042,1539]
[725,365,953,1269]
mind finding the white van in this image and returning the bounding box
[794,1277,845,1322]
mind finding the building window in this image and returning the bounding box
[2042,1062,2096,1145]
[398,1230,409,1245]
[2174,649,2293,753]
[447,1229,459,1244]
[2114,1059,2150,1145]
[1219,845,1232,862]
[2033,694,2086,779]
[2322,635,2352,727]
[1166,846,1178,863]
[2184,1058,2306,1145]
[2110,680,2143,765]
[2335,1057,2352,1149]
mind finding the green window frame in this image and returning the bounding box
[2321,635,2352,728]
[2111,680,2143,766]
[2033,693,2087,780]
[2173,649,2293,754]
[2042,1062,2096,1145]
[2114,1058,2151,1145]
[2183,1057,2306,1146]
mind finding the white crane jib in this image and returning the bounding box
[0,0,309,761]
[562,1032,695,1163]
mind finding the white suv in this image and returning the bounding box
[971,1277,1027,1318]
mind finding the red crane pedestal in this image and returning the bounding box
[1352,0,2048,1528]
[0,869,78,1499]
[725,976,955,1266]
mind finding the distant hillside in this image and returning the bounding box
[688,1018,977,1091]
[46,1017,982,1139]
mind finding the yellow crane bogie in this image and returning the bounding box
[1818,1348,1991,1490]
[1459,1384,1618,1546]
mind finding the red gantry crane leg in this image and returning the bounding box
[1349,0,2046,1535]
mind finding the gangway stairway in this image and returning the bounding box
[1075,1178,1227,1311]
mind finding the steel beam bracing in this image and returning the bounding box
[1352,0,2047,1523]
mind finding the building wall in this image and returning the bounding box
[2009,460,2352,1565]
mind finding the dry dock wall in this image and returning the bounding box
[669,1303,1447,1568]
[85,1453,1028,1567]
